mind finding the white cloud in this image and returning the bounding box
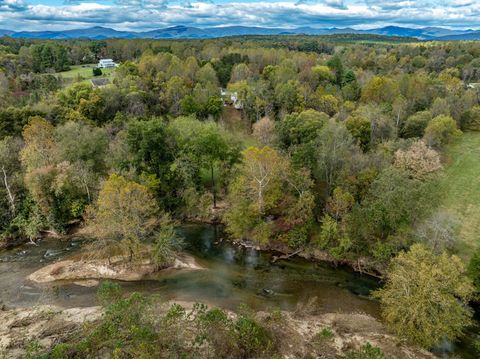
[0,0,27,11]
[1,0,480,31]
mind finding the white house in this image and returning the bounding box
[98,59,118,68]
[219,88,243,110]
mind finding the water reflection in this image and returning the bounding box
[0,224,380,316]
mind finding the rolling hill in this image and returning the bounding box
[3,25,478,40]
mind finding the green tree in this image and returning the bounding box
[423,115,461,148]
[327,55,344,85]
[315,119,355,189]
[401,111,432,138]
[274,80,303,115]
[374,244,474,348]
[170,117,240,208]
[277,109,327,149]
[345,115,371,151]
[350,167,428,245]
[126,117,178,208]
[55,121,109,202]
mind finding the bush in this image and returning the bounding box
[286,225,309,249]
[460,105,480,131]
[345,343,389,359]
[317,327,334,341]
[92,67,102,76]
[96,280,122,305]
[235,311,273,357]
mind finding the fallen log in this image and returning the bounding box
[271,249,302,263]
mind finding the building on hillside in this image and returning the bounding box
[220,88,243,110]
[91,78,110,88]
[467,83,480,89]
[97,59,118,68]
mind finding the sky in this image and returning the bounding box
[2,0,480,32]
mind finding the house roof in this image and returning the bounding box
[91,78,110,87]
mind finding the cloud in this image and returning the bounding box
[324,0,346,9]
[0,0,479,31]
[450,0,474,7]
[0,0,27,11]
[295,0,346,9]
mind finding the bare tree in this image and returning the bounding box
[415,210,459,254]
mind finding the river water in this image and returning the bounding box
[0,224,477,357]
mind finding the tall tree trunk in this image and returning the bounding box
[211,164,217,209]
[1,166,15,215]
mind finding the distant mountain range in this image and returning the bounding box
[1,25,479,41]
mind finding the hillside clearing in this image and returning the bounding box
[55,64,115,87]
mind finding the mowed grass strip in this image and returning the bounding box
[436,132,480,259]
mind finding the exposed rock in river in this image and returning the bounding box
[28,254,203,283]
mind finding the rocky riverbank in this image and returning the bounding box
[0,303,436,359]
[0,305,101,358]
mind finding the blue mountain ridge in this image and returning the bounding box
[4,25,479,40]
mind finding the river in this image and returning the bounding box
[0,224,477,357]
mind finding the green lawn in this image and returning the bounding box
[55,64,115,87]
[434,132,480,259]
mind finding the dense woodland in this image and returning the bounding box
[1,34,480,357]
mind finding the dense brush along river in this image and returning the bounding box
[0,224,477,358]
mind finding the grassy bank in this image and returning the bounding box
[435,132,480,260]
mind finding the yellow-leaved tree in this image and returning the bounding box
[374,244,474,348]
[89,173,179,266]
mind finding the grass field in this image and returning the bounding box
[55,64,115,87]
[434,132,480,259]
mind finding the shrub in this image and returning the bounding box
[345,342,389,359]
[235,313,273,357]
[96,280,122,305]
[317,327,334,341]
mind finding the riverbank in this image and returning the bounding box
[0,302,436,359]
[233,237,386,278]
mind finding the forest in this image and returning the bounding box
[0,34,480,358]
